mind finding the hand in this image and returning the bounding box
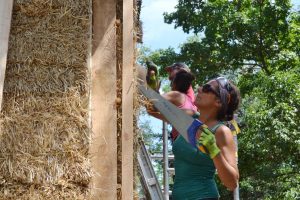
[198,128,220,159]
[145,102,157,113]
[146,61,160,92]
[147,70,158,90]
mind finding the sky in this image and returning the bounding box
[140,0,191,51]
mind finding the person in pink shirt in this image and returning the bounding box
[147,70,197,141]
[165,62,195,103]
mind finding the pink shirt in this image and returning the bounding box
[171,93,197,141]
[186,86,195,103]
[178,94,197,111]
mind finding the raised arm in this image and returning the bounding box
[146,91,189,121]
[145,91,178,121]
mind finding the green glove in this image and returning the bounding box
[198,128,220,159]
[146,61,160,91]
[147,73,157,90]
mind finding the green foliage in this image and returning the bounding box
[163,0,299,76]
[138,115,163,153]
[137,46,180,78]
[238,71,300,199]
[140,1,299,82]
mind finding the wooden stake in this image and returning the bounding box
[0,0,13,110]
[90,0,117,199]
[122,0,134,198]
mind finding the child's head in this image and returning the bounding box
[172,70,195,94]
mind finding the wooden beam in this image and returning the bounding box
[90,0,117,199]
[0,0,13,110]
[122,0,134,199]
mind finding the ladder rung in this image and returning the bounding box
[167,168,175,175]
[151,154,174,160]
[147,178,157,186]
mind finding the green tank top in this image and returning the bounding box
[172,124,223,200]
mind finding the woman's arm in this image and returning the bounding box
[162,91,183,106]
[213,126,239,191]
[146,105,168,122]
[146,91,183,121]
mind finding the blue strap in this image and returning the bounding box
[187,119,203,148]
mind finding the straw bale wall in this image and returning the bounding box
[0,0,91,199]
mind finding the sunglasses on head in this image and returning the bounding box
[215,77,232,105]
[202,84,220,97]
[168,62,189,71]
[216,77,232,92]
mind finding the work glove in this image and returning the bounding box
[147,72,158,90]
[197,128,220,159]
[146,61,161,92]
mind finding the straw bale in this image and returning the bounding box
[0,0,91,199]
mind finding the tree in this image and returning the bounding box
[137,46,180,78]
[163,0,298,77]
[237,70,300,199]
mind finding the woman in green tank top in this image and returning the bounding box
[172,77,240,200]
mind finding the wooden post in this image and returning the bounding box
[90,0,117,199]
[0,0,13,110]
[122,0,134,199]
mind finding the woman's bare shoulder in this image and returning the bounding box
[215,125,234,146]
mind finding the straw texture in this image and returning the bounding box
[0,0,91,199]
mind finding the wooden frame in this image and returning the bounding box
[90,0,118,199]
[122,0,134,199]
[0,0,13,110]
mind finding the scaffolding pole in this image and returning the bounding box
[163,122,169,200]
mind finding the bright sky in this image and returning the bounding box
[140,0,191,51]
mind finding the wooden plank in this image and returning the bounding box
[122,0,134,199]
[0,0,13,110]
[90,0,117,199]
